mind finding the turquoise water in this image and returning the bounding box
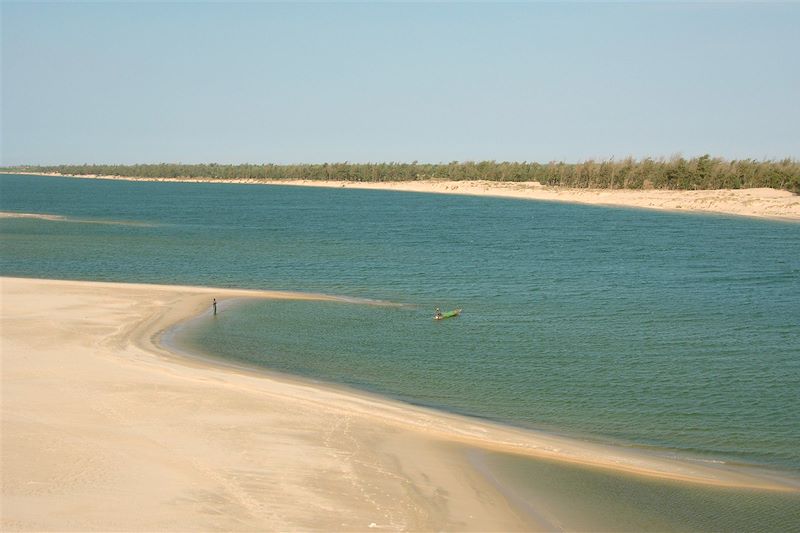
[2,174,799,477]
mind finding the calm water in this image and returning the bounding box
[473,449,800,531]
[2,174,799,476]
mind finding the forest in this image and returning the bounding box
[5,156,799,193]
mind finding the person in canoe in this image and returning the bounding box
[434,308,462,320]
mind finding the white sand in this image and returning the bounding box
[259,179,800,221]
[1,277,797,531]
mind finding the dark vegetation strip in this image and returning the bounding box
[5,156,799,193]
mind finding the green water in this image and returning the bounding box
[2,173,799,528]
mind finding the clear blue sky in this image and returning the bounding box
[2,2,798,165]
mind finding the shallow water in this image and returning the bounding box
[2,173,799,477]
[472,449,800,532]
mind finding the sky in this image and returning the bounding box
[2,1,798,165]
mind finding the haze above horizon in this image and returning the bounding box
[2,2,798,166]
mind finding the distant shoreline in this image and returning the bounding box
[4,171,800,221]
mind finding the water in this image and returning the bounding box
[472,449,800,531]
[2,174,799,476]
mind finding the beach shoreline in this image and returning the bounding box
[4,171,799,221]
[2,276,534,531]
[2,277,798,530]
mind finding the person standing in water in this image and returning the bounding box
[434,307,442,320]
[213,298,217,316]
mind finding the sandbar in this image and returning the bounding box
[0,211,157,227]
[0,212,67,222]
[1,277,797,530]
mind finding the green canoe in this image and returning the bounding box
[434,308,462,320]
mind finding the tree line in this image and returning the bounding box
[5,156,798,193]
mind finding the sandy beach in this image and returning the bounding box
[265,179,800,221]
[3,277,798,531]
[2,277,537,531]
[8,172,800,221]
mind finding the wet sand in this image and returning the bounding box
[1,277,797,531]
